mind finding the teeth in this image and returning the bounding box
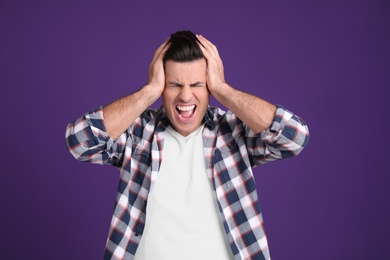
[177,105,195,111]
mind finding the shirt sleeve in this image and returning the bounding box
[65,107,129,167]
[246,105,310,167]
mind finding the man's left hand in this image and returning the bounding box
[197,35,227,94]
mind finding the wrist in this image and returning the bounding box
[142,84,164,102]
[209,82,231,97]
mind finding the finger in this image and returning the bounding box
[196,35,224,70]
[196,35,219,58]
[196,35,213,57]
[156,42,170,63]
[197,38,212,60]
[151,38,170,64]
[197,35,223,71]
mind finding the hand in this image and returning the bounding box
[196,35,226,94]
[147,39,170,96]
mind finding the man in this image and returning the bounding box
[66,30,309,260]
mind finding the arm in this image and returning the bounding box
[197,35,276,134]
[65,39,169,165]
[197,35,309,165]
[103,39,169,140]
[209,83,276,134]
[247,105,310,166]
[65,108,125,165]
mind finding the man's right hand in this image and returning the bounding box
[102,39,169,140]
[147,39,170,97]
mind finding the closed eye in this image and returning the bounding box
[168,82,183,88]
[190,81,206,87]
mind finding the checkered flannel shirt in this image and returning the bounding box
[66,105,309,260]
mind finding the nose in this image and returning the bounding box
[178,86,193,102]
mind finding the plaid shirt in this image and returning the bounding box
[66,105,309,260]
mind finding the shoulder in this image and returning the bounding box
[131,106,164,124]
[207,105,234,122]
[206,106,245,136]
[129,107,165,138]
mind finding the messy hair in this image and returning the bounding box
[163,30,204,63]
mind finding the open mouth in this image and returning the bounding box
[176,105,196,119]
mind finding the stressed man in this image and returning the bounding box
[66,30,309,260]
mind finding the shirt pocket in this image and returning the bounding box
[215,134,241,159]
[213,135,241,190]
[131,141,152,174]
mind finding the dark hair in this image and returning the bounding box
[163,30,204,63]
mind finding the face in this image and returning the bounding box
[163,59,209,136]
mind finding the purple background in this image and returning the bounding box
[1,0,389,259]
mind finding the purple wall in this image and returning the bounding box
[1,0,389,259]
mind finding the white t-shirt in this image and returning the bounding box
[134,125,233,260]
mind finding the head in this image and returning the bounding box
[162,30,209,136]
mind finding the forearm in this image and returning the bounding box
[103,84,160,139]
[66,108,122,165]
[211,83,277,134]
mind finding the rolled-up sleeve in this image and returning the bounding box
[65,107,128,167]
[248,105,310,166]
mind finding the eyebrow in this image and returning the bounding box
[168,81,205,87]
[190,81,205,87]
[168,81,184,87]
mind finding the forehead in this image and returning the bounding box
[165,59,206,81]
